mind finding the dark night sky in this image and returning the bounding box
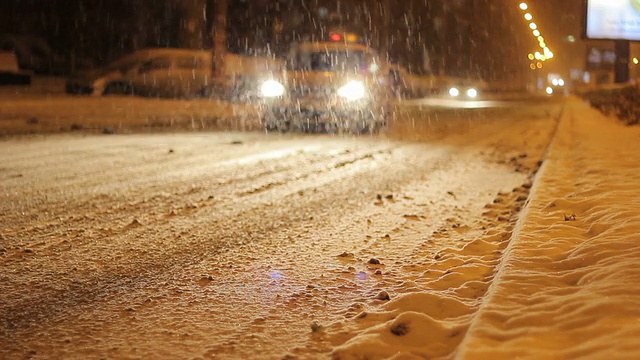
[0,0,590,80]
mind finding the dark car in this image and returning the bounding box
[0,51,31,85]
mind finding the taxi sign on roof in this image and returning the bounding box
[328,31,360,43]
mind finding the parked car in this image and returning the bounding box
[0,51,31,85]
[0,35,66,75]
[66,48,212,98]
[201,52,285,101]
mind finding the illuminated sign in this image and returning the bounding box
[585,0,640,40]
[586,46,616,70]
[328,32,360,43]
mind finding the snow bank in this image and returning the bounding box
[457,97,640,358]
[580,85,640,125]
[0,95,260,135]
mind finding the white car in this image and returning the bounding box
[444,78,488,99]
[66,48,212,98]
[259,33,391,134]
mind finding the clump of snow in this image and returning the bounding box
[0,94,259,135]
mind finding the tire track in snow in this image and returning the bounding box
[0,137,418,346]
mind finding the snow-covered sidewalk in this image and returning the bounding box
[457,97,640,359]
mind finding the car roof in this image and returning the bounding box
[292,42,375,54]
[131,48,212,60]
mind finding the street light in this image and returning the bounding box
[517,2,555,74]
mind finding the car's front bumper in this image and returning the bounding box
[260,96,389,133]
[261,96,379,116]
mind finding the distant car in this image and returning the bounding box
[66,48,212,98]
[0,35,66,75]
[444,78,488,99]
[0,51,31,85]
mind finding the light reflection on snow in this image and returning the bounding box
[403,98,506,109]
[356,271,368,281]
[235,146,321,165]
[269,270,285,280]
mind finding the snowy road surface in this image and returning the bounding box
[0,95,562,359]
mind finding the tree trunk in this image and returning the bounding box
[178,0,207,49]
[212,0,228,77]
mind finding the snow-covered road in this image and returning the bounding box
[0,95,562,359]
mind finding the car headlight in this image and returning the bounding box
[466,88,478,98]
[338,80,366,101]
[260,80,285,97]
[448,87,460,97]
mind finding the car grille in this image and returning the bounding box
[291,85,335,100]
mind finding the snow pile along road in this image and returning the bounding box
[0,95,259,135]
[457,97,640,358]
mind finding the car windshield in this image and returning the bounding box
[290,51,366,72]
[105,57,138,74]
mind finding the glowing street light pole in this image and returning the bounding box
[212,0,228,80]
[517,2,554,68]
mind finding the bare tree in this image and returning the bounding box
[212,0,228,77]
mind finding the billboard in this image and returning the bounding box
[585,0,640,40]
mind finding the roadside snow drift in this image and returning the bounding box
[457,98,640,359]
